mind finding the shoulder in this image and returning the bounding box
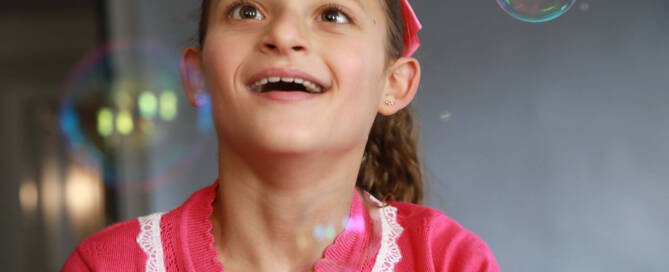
[390,202,500,272]
[62,218,147,271]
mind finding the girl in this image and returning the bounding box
[63,0,499,271]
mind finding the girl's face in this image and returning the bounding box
[195,0,393,155]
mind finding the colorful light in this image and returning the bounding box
[116,109,134,135]
[159,90,178,121]
[138,91,158,118]
[19,180,38,215]
[97,108,114,137]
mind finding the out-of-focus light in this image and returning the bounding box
[313,224,325,242]
[159,90,178,121]
[41,158,62,228]
[139,118,154,134]
[97,108,114,137]
[61,106,84,145]
[197,94,213,132]
[138,91,158,118]
[116,109,134,135]
[20,180,38,215]
[324,225,336,239]
[65,165,102,222]
[113,89,133,109]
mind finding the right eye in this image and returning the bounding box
[228,4,264,20]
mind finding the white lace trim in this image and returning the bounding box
[368,195,404,272]
[136,212,166,272]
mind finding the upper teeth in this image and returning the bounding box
[251,77,323,93]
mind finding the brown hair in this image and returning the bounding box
[197,0,424,204]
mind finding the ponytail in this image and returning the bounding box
[357,107,424,204]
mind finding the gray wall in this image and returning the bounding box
[128,0,669,271]
[414,1,669,271]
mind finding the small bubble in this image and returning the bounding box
[313,224,325,242]
[324,225,336,239]
[439,111,452,122]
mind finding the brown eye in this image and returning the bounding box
[229,4,264,20]
[320,8,350,24]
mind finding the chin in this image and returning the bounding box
[255,126,323,155]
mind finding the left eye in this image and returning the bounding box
[229,4,264,20]
[319,8,350,24]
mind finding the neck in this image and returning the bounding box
[211,144,364,271]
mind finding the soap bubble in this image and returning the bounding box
[59,40,214,192]
[496,0,576,23]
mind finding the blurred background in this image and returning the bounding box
[0,0,667,271]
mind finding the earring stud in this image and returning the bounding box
[384,96,396,106]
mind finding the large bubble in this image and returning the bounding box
[496,0,576,23]
[59,40,214,192]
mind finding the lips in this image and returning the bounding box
[246,68,330,94]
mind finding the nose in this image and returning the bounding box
[260,12,309,55]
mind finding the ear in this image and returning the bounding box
[180,46,209,108]
[378,57,421,116]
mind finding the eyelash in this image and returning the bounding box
[224,0,354,24]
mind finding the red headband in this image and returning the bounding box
[400,0,422,57]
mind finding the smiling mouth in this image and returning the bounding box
[249,77,325,94]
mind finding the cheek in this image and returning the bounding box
[202,34,244,95]
[324,39,387,142]
[330,38,386,107]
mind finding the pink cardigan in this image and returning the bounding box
[62,181,499,271]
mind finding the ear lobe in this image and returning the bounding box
[378,57,421,116]
[180,47,208,108]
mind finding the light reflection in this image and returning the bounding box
[139,118,154,134]
[19,180,38,215]
[116,109,134,135]
[159,90,178,121]
[138,91,158,119]
[113,88,133,110]
[41,157,62,228]
[97,107,114,137]
[65,164,103,223]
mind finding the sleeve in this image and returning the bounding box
[426,214,500,272]
[61,247,92,272]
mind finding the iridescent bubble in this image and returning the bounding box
[496,0,576,23]
[59,40,214,192]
